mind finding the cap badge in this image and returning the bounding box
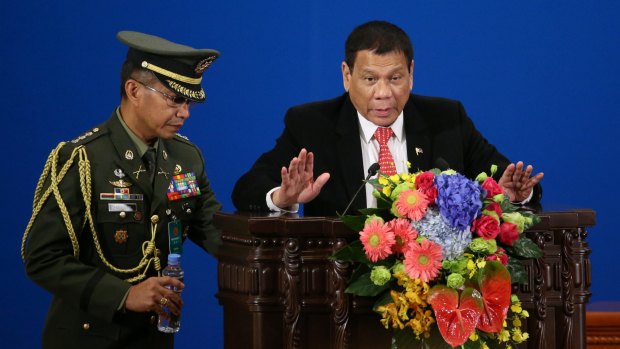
[195,56,216,74]
[125,150,134,160]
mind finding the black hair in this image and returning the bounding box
[344,20,414,72]
[119,59,155,99]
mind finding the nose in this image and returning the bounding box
[374,79,393,99]
[176,103,190,119]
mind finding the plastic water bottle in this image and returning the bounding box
[157,253,184,333]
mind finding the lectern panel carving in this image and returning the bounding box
[215,210,594,349]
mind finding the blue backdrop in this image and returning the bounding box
[2,1,618,347]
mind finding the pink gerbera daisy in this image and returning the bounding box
[359,220,395,262]
[388,218,419,255]
[395,189,429,221]
[404,239,443,282]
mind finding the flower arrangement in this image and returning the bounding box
[333,164,542,349]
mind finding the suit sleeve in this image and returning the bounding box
[24,145,130,323]
[232,108,303,212]
[457,101,511,179]
[457,102,543,204]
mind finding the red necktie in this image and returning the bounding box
[374,127,397,176]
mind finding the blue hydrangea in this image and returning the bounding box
[434,173,483,231]
[411,207,472,260]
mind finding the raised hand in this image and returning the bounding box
[271,148,330,208]
[498,161,544,203]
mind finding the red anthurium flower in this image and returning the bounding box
[476,261,512,333]
[428,285,484,347]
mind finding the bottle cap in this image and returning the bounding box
[168,253,181,265]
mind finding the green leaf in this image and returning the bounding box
[511,237,543,259]
[345,272,389,296]
[429,168,442,176]
[522,212,541,230]
[337,214,366,232]
[359,207,390,217]
[373,290,394,311]
[330,240,369,263]
[499,197,518,213]
[506,256,529,285]
[463,339,483,349]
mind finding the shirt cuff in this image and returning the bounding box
[266,187,299,213]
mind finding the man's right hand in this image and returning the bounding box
[124,276,184,317]
[271,148,330,208]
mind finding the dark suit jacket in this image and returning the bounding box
[24,112,222,349]
[233,93,539,217]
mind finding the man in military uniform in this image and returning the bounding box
[22,31,222,348]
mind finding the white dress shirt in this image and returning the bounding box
[357,111,408,208]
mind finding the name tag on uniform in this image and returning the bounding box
[168,220,183,254]
[108,203,137,212]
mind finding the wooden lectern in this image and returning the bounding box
[215,210,595,349]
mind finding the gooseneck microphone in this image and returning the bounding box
[340,163,380,216]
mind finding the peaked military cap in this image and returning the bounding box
[117,31,220,103]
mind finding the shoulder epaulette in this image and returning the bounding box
[173,133,196,146]
[175,133,190,141]
[69,126,106,145]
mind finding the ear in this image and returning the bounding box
[124,79,142,105]
[409,59,414,91]
[342,61,352,92]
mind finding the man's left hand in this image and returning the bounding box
[498,161,544,202]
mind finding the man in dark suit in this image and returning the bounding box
[22,31,221,348]
[233,20,543,216]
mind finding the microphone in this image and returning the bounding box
[434,157,450,171]
[340,163,380,216]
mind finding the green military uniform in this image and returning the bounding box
[22,32,221,349]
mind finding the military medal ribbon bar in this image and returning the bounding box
[167,172,201,201]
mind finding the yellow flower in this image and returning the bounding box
[467,259,476,271]
[382,186,392,196]
[498,329,510,342]
[511,303,522,313]
[512,318,522,327]
[390,174,402,184]
[512,328,526,342]
[480,342,489,349]
[469,331,479,341]
[378,176,389,186]
[476,258,487,269]
[521,310,529,318]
